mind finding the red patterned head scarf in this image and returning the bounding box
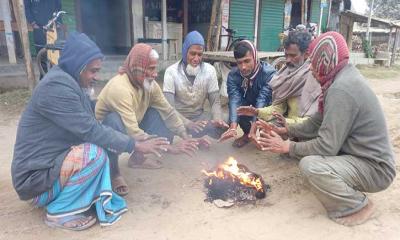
[119,43,153,88]
[309,31,349,114]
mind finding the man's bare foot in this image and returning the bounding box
[232,134,250,148]
[333,200,376,226]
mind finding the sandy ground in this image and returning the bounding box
[1,75,400,240]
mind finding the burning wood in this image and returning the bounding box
[202,157,270,206]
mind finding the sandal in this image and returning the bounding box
[45,213,97,231]
[112,175,129,196]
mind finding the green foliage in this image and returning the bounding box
[362,39,373,58]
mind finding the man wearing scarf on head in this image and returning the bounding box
[219,40,276,148]
[163,31,229,139]
[12,32,169,230]
[254,32,395,226]
[96,44,201,195]
[237,31,321,126]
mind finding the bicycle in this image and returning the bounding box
[218,26,248,69]
[36,11,67,76]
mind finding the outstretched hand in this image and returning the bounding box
[134,137,170,157]
[167,138,199,157]
[255,130,290,153]
[218,128,237,142]
[237,105,258,117]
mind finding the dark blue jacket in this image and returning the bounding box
[24,0,62,26]
[227,61,275,123]
[12,33,135,200]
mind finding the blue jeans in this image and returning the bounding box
[102,108,174,177]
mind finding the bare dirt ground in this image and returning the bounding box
[1,70,400,240]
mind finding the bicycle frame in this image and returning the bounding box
[44,11,66,65]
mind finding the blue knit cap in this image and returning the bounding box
[182,31,204,65]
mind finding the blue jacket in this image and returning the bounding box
[12,33,135,200]
[227,61,275,123]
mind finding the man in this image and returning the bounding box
[12,32,169,230]
[163,31,228,139]
[219,40,275,147]
[95,43,202,195]
[255,32,395,226]
[24,0,62,78]
[237,31,321,125]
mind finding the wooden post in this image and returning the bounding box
[390,28,399,66]
[301,0,305,24]
[207,0,221,51]
[183,0,188,36]
[1,0,17,64]
[11,0,36,91]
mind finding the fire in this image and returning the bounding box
[202,157,264,192]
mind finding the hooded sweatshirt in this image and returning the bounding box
[12,32,135,200]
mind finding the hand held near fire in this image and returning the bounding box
[134,137,170,157]
[237,105,258,117]
[186,120,207,133]
[210,119,229,129]
[218,123,238,142]
[256,130,290,153]
[166,138,199,156]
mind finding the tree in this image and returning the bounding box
[368,0,400,20]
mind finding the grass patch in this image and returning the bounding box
[0,89,31,108]
[357,64,400,79]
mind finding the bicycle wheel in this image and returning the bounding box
[36,48,49,77]
[271,56,286,71]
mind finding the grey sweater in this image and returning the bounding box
[12,33,135,200]
[288,64,396,180]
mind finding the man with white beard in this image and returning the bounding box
[163,31,229,139]
[95,43,204,196]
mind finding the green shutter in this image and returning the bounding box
[62,0,77,32]
[310,0,329,32]
[229,0,256,41]
[259,0,284,51]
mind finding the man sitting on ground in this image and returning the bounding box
[163,31,228,139]
[95,43,204,195]
[12,32,169,231]
[254,31,396,226]
[219,40,276,147]
[237,31,321,126]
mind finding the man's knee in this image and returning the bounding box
[299,155,327,178]
[102,112,125,132]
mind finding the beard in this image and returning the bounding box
[143,78,154,91]
[186,64,200,76]
[83,87,95,99]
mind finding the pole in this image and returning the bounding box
[254,0,260,47]
[1,0,17,64]
[366,0,374,43]
[318,6,323,35]
[326,0,332,30]
[12,0,36,91]
[161,0,168,60]
[183,0,188,36]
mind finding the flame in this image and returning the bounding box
[202,157,264,192]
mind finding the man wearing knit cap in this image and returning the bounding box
[96,43,203,195]
[12,33,169,230]
[219,40,276,148]
[254,32,395,226]
[163,31,229,139]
